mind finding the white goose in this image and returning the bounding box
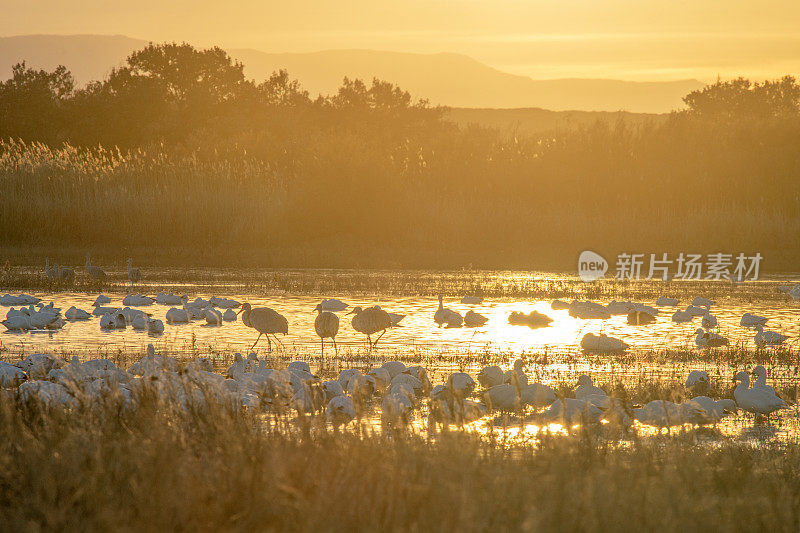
[326,396,356,426]
[740,313,768,328]
[542,398,602,427]
[477,365,504,389]
[503,359,528,387]
[484,383,520,412]
[671,309,693,323]
[685,370,710,394]
[690,396,737,424]
[166,307,190,323]
[691,296,715,309]
[754,325,788,347]
[2,315,32,331]
[752,365,779,396]
[695,328,729,348]
[655,296,679,306]
[701,312,717,329]
[733,371,786,417]
[685,305,707,317]
[634,400,707,429]
[434,294,463,328]
[65,306,91,320]
[574,375,610,409]
[319,299,348,312]
[131,314,147,330]
[464,310,488,327]
[147,318,165,334]
[580,333,629,352]
[204,306,223,325]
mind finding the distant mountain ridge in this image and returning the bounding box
[0,34,704,112]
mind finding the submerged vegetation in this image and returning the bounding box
[1,43,800,269]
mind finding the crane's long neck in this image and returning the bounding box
[438,296,443,311]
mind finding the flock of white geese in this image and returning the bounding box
[0,346,789,433]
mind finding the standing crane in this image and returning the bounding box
[238,302,288,351]
[348,306,392,351]
[85,254,106,280]
[314,303,340,358]
[127,258,142,286]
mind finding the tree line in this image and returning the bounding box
[0,42,445,150]
[1,42,799,268]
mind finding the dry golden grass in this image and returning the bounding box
[1,387,800,531]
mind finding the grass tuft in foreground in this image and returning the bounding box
[1,389,800,531]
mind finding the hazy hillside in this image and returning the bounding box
[0,34,704,112]
[232,48,702,113]
[0,34,145,84]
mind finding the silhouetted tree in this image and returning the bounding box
[0,62,74,143]
[683,76,800,120]
[257,69,311,107]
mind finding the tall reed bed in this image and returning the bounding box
[1,125,799,270]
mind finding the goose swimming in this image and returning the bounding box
[739,313,767,328]
[754,325,788,347]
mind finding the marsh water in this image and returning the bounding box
[2,270,799,355]
[2,269,800,444]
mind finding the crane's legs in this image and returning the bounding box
[366,334,372,352]
[332,337,338,356]
[250,333,263,351]
[372,330,386,349]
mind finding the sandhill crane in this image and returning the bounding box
[58,265,75,281]
[85,254,106,280]
[239,302,288,351]
[44,258,57,279]
[127,258,142,285]
[348,306,392,351]
[314,303,339,358]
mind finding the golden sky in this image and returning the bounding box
[3,0,800,81]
